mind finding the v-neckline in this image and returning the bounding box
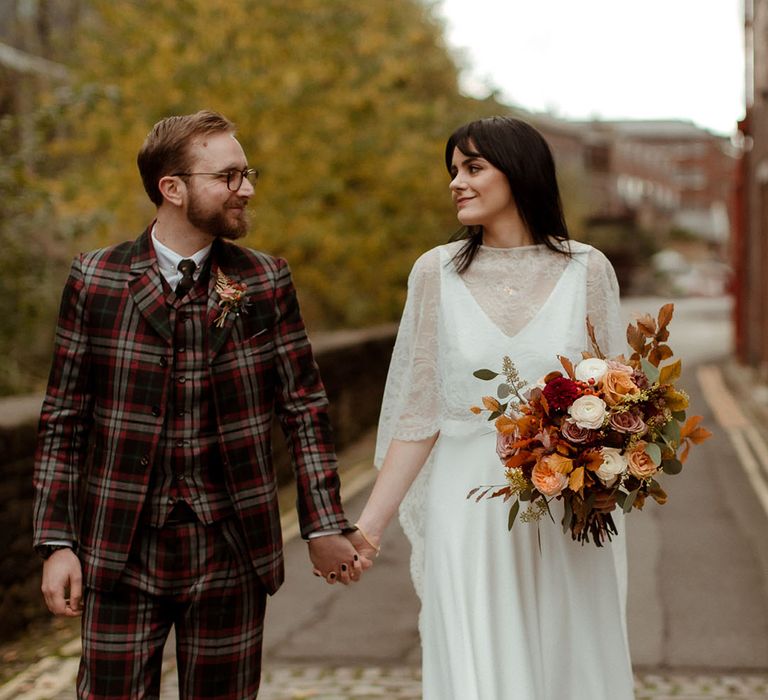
[452,254,575,342]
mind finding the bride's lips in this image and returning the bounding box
[455,197,474,209]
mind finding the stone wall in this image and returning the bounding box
[0,325,396,641]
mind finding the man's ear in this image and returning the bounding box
[158,175,185,207]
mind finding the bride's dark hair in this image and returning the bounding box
[445,116,570,273]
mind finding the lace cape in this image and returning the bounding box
[374,240,626,598]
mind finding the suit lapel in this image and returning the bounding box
[128,228,172,344]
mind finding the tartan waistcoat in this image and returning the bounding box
[144,273,235,527]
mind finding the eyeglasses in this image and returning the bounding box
[172,167,259,192]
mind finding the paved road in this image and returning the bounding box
[5,296,768,699]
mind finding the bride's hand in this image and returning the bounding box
[346,528,380,566]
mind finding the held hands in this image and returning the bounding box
[41,548,83,617]
[308,534,372,585]
[309,529,379,586]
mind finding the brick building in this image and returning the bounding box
[734,0,768,369]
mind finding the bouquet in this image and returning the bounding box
[468,304,711,546]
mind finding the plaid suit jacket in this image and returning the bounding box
[33,228,352,593]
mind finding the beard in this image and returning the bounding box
[186,192,250,240]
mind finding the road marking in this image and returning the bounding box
[697,365,768,518]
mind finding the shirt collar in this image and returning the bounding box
[151,225,212,278]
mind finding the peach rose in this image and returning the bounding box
[627,441,658,479]
[531,456,569,497]
[601,364,641,406]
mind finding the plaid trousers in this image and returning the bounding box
[77,511,266,699]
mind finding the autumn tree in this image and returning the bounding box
[45,0,501,326]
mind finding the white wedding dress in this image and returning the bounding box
[375,240,635,700]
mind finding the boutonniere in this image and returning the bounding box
[213,270,248,328]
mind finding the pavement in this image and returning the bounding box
[3,295,768,699]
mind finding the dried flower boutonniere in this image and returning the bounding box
[213,270,248,328]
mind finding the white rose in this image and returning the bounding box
[574,358,609,384]
[567,394,607,429]
[596,447,627,485]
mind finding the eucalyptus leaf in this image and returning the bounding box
[662,419,681,446]
[672,410,687,422]
[615,490,627,509]
[474,369,499,381]
[662,458,683,475]
[644,442,662,466]
[508,500,520,531]
[519,488,532,502]
[641,358,660,384]
[498,384,511,399]
[622,489,638,513]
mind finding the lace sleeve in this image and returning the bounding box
[586,248,626,357]
[374,248,441,468]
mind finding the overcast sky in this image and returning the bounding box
[435,0,745,136]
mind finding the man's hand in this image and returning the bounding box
[308,534,371,585]
[41,548,83,617]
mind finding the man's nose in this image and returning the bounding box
[238,177,255,198]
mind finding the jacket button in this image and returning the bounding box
[140,455,150,466]
[159,356,168,367]
[151,406,161,417]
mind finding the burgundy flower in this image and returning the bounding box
[542,376,581,411]
[609,410,646,435]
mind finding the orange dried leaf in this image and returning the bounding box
[627,325,646,354]
[657,303,674,330]
[586,317,605,359]
[649,483,668,505]
[687,427,713,444]
[582,450,604,472]
[664,389,689,412]
[544,370,563,383]
[637,314,657,336]
[558,355,575,378]
[679,441,691,463]
[569,466,585,492]
[505,453,532,469]
[548,453,574,475]
[482,396,501,413]
[495,414,516,434]
[470,406,483,415]
[658,359,682,385]
[680,415,703,439]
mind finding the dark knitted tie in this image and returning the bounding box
[175,259,197,299]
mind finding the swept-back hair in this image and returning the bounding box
[137,110,236,206]
[445,116,570,273]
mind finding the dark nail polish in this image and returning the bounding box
[329,572,336,579]
[354,554,359,561]
[341,564,348,572]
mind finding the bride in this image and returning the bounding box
[350,116,635,699]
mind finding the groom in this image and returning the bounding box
[33,110,370,698]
